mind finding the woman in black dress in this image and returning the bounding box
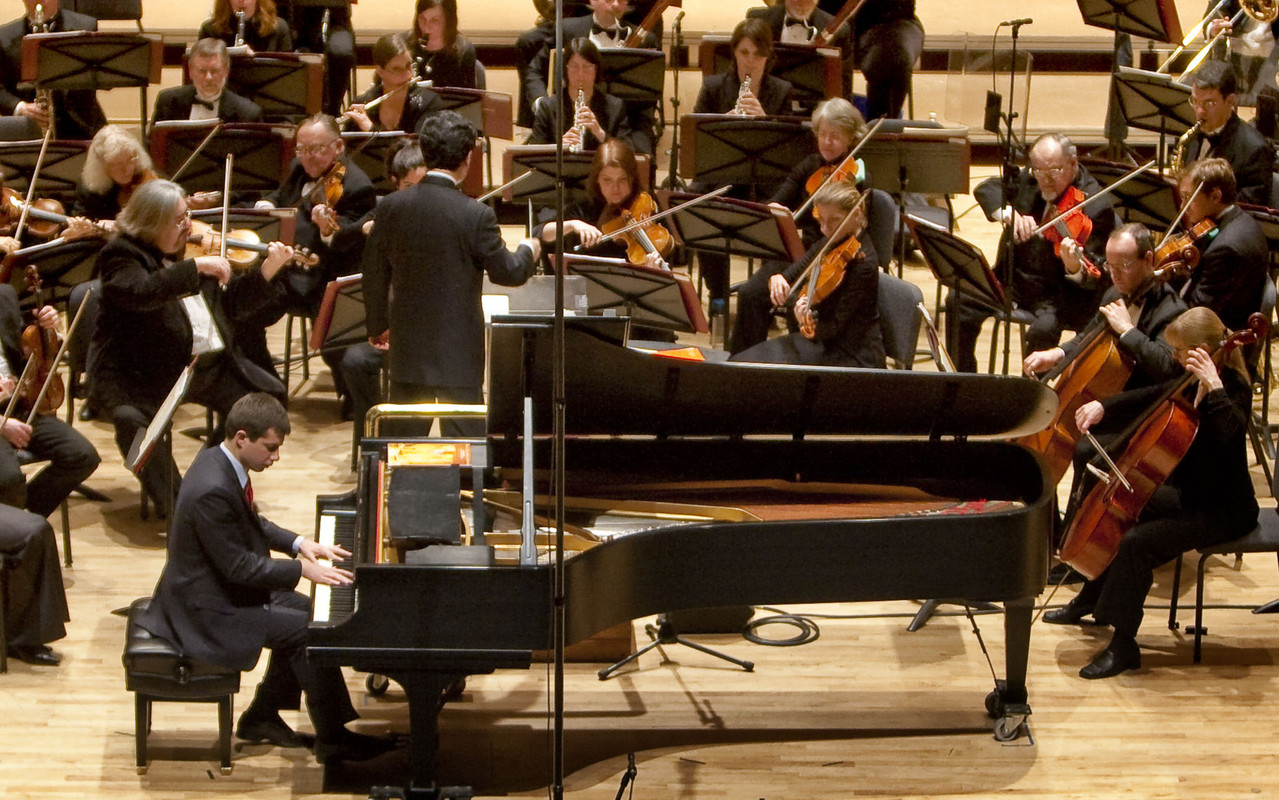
[406,0,478,89]
[199,0,293,54]
[343,34,445,134]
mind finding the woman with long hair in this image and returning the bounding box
[342,33,445,133]
[199,0,293,54]
[526,38,639,154]
[405,0,477,89]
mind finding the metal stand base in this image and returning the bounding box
[598,615,755,680]
[908,599,1000,632]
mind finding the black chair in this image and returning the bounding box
[66,0,144,32]
[877,273,923,370]
[122,598,241,775]
[0,555,9,673]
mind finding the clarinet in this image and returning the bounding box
[234,10,246,47]
[31,4,55,139]
[570,90,587,153]
[732,75,752,116]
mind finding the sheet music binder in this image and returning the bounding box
[0,140,88,206]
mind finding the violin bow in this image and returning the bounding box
[0,354,37,425]
[220,154,234,263]
[784,188,871,306]
[589,184,731,247]
[1155,181,1204,251]
[795,116,886,221]
[1030,160,1156,238]
[22,289,91,426]
[11,125,53,247]
[170,121,223,184]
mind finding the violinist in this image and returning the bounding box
[950,132,1118,373]
[533,138,669,272]
[1045,307,1258,679]
[255,114,376,316]
[527,38,642,155]
[1174,158,1268,334]
[150,39,263,131]
[198,0,293,55]
[730,181,884,369]
[342,34,445,135]
[88,180,291,515]
[1180,61,1272,207]
[0,0,106,141]
[0,283,99,526]
[70,126,160,231]
[406,0,478,89]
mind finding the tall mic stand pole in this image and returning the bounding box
[551,0,567,796]
[996,19,1031,374]
[661,11,687,190]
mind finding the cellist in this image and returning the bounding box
[1045,307,1258,679]
[729,181,884,368]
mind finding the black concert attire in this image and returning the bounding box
[748,2,854,102]
[407,33,478,89]
[197,15,294,52]
[137,444,362,753]
[1184,113,1274,207]
[364,173,536,436]
[527,86,640,153]
[819,0,923,120]
[0,286,100,519]
[150,84,263,130]
[948,164,1118,373]
[87,234,285,512]
[533,199,630,261]
[345,82,446,134]
[1179,205,1269,333]
[1063,366,1258,641]
[276,0,354,115]
[691,70,795,305]
[0,8,106,140]
[730,236,885,368]
[0,504,68,656]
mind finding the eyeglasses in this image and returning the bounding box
[1029,165,1069,179]
[297,140,338,157]
[1188,97,1222,111]
[1103,259,1140,274]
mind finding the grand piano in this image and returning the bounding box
[309,317,1058,796]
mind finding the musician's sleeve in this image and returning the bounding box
[476,204,535,287]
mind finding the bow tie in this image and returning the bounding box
[193,96,218,110]
[785,16,812,29]
[592,22,624,38]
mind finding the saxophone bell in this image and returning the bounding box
[1171,120,1203,175]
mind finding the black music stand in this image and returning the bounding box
[1082,158,1179,229]
[342,131,411,193]
[22,32,162,128]
[1,237,104,310]
[659,191,805,264]
[433,87,514,188]
[599,48,665,106]
[1077,0,1182,43]
[309,274,366,353]
[227,52,324,121]
[553,254,708,334]
[501,146,597,208]
[150,122,295,199]
[0,140,88,206]
[678,115,811,200]
[700,38,842,115]
[1113,66,1194,172]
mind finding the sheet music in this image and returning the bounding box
[126,362,195,474]
[182,294,224,356]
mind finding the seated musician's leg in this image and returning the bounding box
[0,441,27,511]
[323,25,356,115]
[1024,301,1065,357]
[109,404,180,515]
[857,20,924,121]
[0,505,67,664]
[728,261,787,355]
[22,416,99,519]
[944,291,993,373]
[341,342,385,434]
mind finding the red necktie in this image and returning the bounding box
[244,478,254,509]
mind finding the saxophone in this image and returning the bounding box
[1170,120,1202,175]
[570,89,586,153]
[31,4,54,138]
[732,75,752,116]
[233,10,246,47]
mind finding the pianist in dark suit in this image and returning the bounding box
[730,181,885,369]
[150,38,264,133]
[137,393,395,762]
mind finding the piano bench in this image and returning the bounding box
[122,598,242,776]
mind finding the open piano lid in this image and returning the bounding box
[488,317,1057,441]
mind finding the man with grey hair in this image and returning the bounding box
[150,38,263,132]
[947,132,1118,373]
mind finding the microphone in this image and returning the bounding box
[674,10,685,23]
[1000,18,1033,27]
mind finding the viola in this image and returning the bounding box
[18,266,64,416]
[1058,314,1266,579]
[797,232,861,340]
[185,219,319,271]
[804,159,858,199]
[599,192,673,266]
[1153,218,1216,280]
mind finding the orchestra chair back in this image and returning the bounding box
[1246,277,1278,487]
[865,188,897,271]
[122,598,241,775]
[1167,460,1279,664]
[65,0,145,32]
[876,272,922,370]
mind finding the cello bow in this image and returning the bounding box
[810,0,869,48]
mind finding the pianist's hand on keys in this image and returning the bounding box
[298,539,354,586]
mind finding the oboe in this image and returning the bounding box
[570,89,587,153]
[31,4,55,138]
[732,75,752,116]
[233,10,246,47]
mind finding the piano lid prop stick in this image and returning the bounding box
[520,395,537,565]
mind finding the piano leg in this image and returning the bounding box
[990,597,1033,742]
[385,670,469,799]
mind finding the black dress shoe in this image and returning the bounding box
[9,644,61,666]
[1043,600,1095,625]
[77,403,97,422]
[236,715,316,749]
[315,731,399,764]
[1048,562,1084,584]
[1079,638,1141,680]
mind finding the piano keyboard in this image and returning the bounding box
[311,505,357,624]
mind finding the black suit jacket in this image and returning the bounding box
[407,33,478,89]
[1182,204,1269,332]
[524,13,661,120]
[748,3,853,94]
[0,10,106,140]
[197,16,293,53]
[1189,114,1273,206]
[150,84,263,131]
[528,88,637,152]
[693,71,794,117]
[364,174,536,389]
[1058,281,1186,390]
[138,445,302,670]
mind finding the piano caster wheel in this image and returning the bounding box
[366,674,390,696]
[136,766,148,776]
[220,767,233,776]
[993,714,1027,742]
[985,680,1007,719]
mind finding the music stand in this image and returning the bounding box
[342,130,412,193]
[678,115,811,199]
[190,207,298,247]
[21,31,161,128]
[227,52,324,122]
[0,140,88,206]
[126,361,194,529]
[150,122,296,200]
[1082,158,1179,230]
[432,87,514,141]
[699,37,842,115]
[309,274,366,353]
[659,190,804,274]
[551,254,708,334]
[1112,66,1194,171]
[502,146,650,208]
[1,237,105,310]
[1076,0,1182,43]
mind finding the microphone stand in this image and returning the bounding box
[995,19,1030,374]
[661,11,686,190]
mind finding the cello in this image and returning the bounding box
[1058,313,1266,579]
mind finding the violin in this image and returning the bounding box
[185,219,318,271]
[599,192,673,266]
[0,188,103,240]
[804,160,858,199]
[1039,185,1099,272]
[1152,218,1216,280]
[18,266,64,416]
[306,160,346,237]
[797,232,861,339]
[117,168,161,212]
[1058,314,1266,579]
